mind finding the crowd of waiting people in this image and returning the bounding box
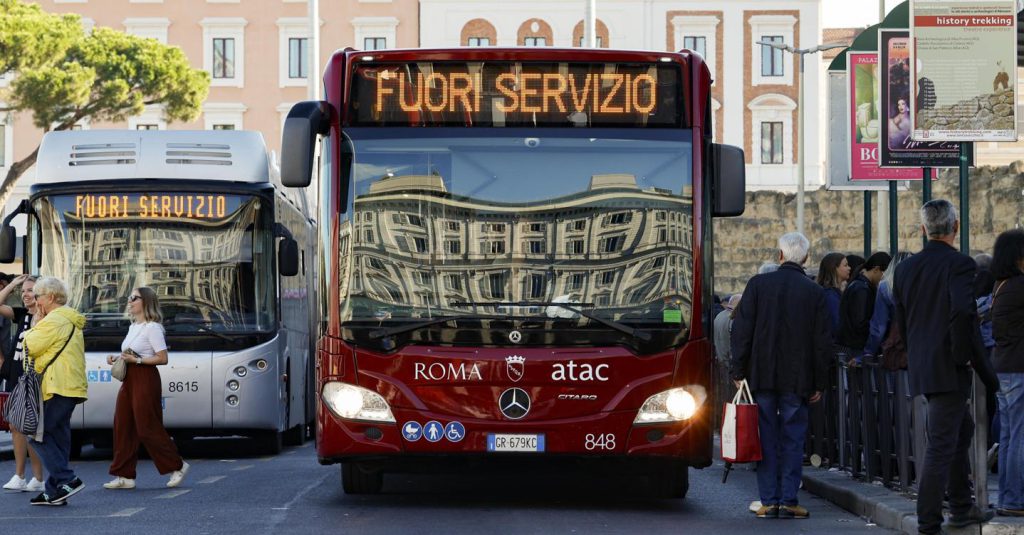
[718,199,1024,534]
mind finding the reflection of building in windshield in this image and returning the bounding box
[63,214,252,327]
[344,173,693,321]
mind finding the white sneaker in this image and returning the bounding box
[166,462,190,488]
[102,477,136,490]
[26,478,44,492]
[3,475,27,491]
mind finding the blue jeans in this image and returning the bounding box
[754,391,809,506]
[28,395,79,495]
[998,373,1024,511]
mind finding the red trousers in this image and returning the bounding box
[109,364,183,479]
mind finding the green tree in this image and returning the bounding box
[0,1,210,207]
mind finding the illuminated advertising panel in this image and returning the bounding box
[348,62,684,127]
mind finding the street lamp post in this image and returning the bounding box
[757,40,845,235]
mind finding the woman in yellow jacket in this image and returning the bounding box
[23,277,87,506]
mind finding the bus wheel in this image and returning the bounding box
[257,431,283,455]
[651,464,689,499]
[341,463,383,495]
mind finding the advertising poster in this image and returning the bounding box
[879,29,969,167]
[910,0,1018,141]
[827,71,906,190]
[848,52,922,180]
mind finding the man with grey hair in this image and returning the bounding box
[893,199,997,534]
[730,232,831,519]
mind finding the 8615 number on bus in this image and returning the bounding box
[167,381,200,393]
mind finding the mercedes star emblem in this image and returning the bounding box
[509,330,522,344]
[498,387,531,420]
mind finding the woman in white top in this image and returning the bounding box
[103,287,189,490]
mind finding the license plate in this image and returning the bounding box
[487,434,545,452]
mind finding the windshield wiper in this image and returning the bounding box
[451,301,653,342]
[367,314,510,340]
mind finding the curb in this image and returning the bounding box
[802,468,1024,535]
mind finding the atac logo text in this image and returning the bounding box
[506,355,525,382]
[551,360,610,382]
[414,361,483,381]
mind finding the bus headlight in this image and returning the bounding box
[321,382,395,423]
[634,385,707,424]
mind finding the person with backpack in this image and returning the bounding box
[22,277,87,506]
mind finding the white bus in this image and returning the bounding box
[0,130,316,454]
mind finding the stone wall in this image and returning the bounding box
[918,88,1016,133]
[713,161,1024,295]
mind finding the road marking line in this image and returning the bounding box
[231,465,254,471]
[198,476,226,484]
[259,456,275,462]
[155,489,191,499]
[109,507,146,517]
[272,507,288,510]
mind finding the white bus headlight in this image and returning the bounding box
[321,382,395,423]
[634,385,708,424]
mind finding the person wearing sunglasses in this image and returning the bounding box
[0,275,43,493]
[103,287,189,490]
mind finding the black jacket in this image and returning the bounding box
[893,241,994,396]
[992,273,1024,373]
[730,262,832,396]
[838,274,876,350]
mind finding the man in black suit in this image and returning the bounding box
[893,199,996,534]
[730,232,831,519]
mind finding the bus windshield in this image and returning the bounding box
[33,192,276,334]
[340,127,695,337]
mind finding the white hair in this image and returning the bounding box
[921,199,958,238]
[33,276,69,305]
[778,232,810,264]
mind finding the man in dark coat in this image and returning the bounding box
[730,232,832,519]
[893,199,997,534]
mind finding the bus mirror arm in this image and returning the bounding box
[281,100,331,188]
[710,144,746,218]
[0,200,29,264]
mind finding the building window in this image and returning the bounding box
[567,273,584,291]
[364,37,386,50]
[136,124,159,130]
[523,37,546,47]
[605,212,631,225]
[529,274,546,299]
[288,37,308,78]
[413,237,428,253]
[446,274,463,291]
[364,230,374,243]
[761,35,784,77]
[212,37,235,79]
[368,257,385,271]
[567,240,585,254]
[760,121,784,164]
[446,221,461,232]
[683,36,706,58]
[467,37,490,46]
[529,223,545,233]
[578,36,603,47]
[600,271,615,286]
[658,228,668,242]
[213,124,235,130]
[600,235,625,253]
[486,241,505,254]
[488,273,507,299]
[444,240,461,254]
[528,241,545,254]
[406,214,423,227]
[414,272,433,285]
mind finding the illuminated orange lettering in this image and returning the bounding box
[195,196,205,218]
[122,196,129,216]
[542,74,567,113]
[632,74,656,113]
[569,74,592,112]
[449,73,474,113]
[600,74,624,113]
[376,71,394,113]
[424,73,448,112]
[592,74,600,110]
[495,74,519,112]
[624,74,632,113]
[399,73,424,112]
[85,196,95,218]
[109,195,120,217]
[216,196,226,217]
[75,196,84,219]
[173,196,184,217]
[160,196,170,218]
[139,196,147,218]
[473,72,482,111]
[520,73,541,113]
[207,196,215,217]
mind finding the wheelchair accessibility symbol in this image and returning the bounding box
[444,421,465,443]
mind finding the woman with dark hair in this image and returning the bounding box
[816,253,851,340]
[992,229,1024,517]
[104,287,189,490]
[839,252,892,366]
[846,254,866,283]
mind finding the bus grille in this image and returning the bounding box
[68,143,137,166]
[165,143,233,166]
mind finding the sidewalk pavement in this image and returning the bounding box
[803,467,1024,534]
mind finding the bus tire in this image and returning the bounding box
[257,431,284,455]
[652,464,689,499]
[341,463,383,495]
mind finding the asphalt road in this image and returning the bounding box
[0,438,895,534]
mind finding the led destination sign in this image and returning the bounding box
[349,62,684,127]
[73,194,231,220]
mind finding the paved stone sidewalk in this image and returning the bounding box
[803,467,1024,534]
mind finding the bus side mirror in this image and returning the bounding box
[278,237,299,277]
[281,101,330,188]
[711,143,746,217]
[0,226,15,264]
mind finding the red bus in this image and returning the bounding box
[280,47,745,498]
